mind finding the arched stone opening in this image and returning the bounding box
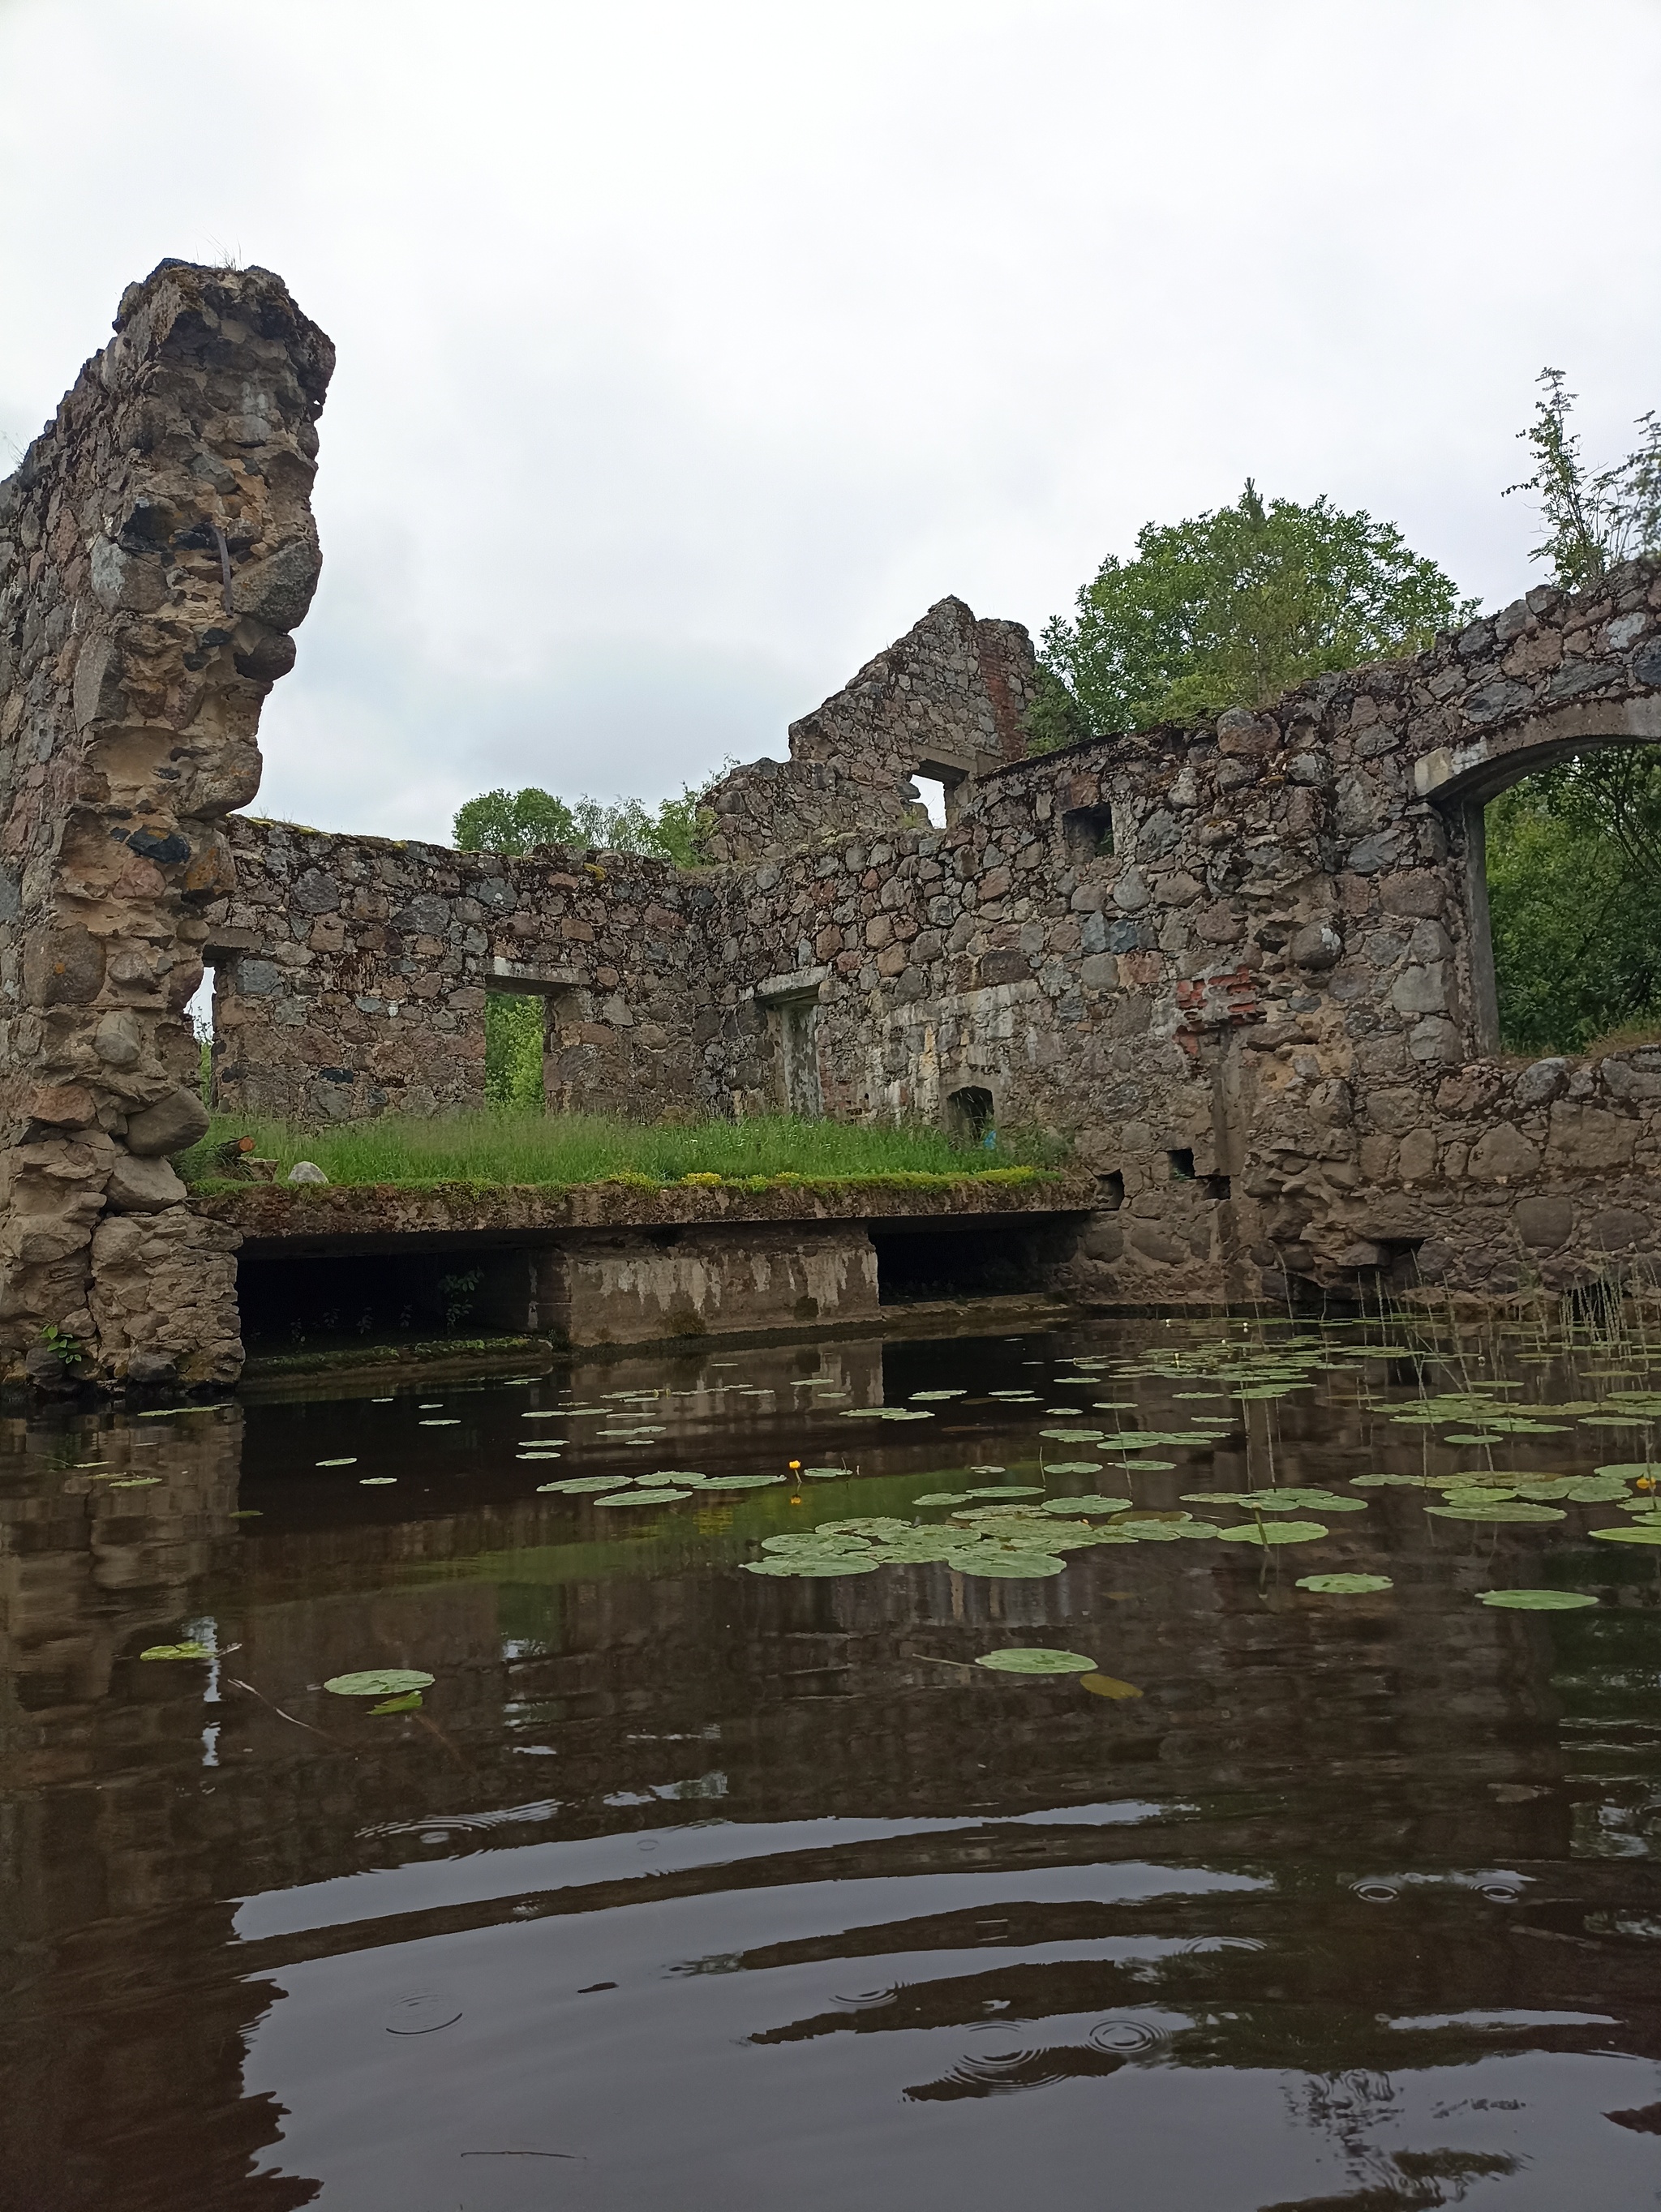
[1420,701,1661,1059]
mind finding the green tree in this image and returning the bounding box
[453,784,710,865]
[1487,779,1661,1054]
[1487,371,1661,1052]
[1032,481,1474,747]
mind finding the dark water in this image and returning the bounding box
[4,1319,1661,2212]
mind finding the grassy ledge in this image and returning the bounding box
[177,1111,1068,1194]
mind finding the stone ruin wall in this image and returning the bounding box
[8,261,1661,1391]
[0,261,333,1387]
[214,551,1661,1318]
[210,820,708,1124]
[698,563,1661,1310]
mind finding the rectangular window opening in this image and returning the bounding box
[1062,805,1114,860]
[486,988,556,1112]
[760,991,823,1118]
[1097,1168,1125,1211]
[1167,1147,1195,1181]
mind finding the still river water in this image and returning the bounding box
[4,1317,1661,2212]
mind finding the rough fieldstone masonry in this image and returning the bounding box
[6,262,1661,1388]
[0,264,332,1386]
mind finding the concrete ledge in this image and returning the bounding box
[192,1170,1097,1249]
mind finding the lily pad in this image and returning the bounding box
[1041,1428,1105,1443]
[1590,1523,1661,1545]
[324,1669,435,1696]
[1043,1495,1131,1516]
[1425,1502,1566,1523]
[974,1647,1097,1674]
[139,1641,215,1661]
[369,1691,424,1713]
[914,1491,974,1506]
[965,1484,1045,1498]
[800,1467,847,1480]
[315,1456,358,1468]
[358,1476,397,1485]
[1218,1520,1329,1545]
[1477,1588,1599,1609]
[1297,1574,1394,1594]
[595,1489,693,1505]
[1045,1461,1104,1476]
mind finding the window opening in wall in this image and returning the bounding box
[912,757,969,826]
[485,989,556,1110]
[1096,1169,1125,1210]
[187,968,216,1108]
[1167,1147,1195,1180]
[1483,748,1661,1057]
[946,1085,996,1148]
[766,993,822,1118]
[1062,805,1114,861]
[1202,1172,1232,1202]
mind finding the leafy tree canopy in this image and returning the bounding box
[1029,481,1474,749]
[453,784,708,867]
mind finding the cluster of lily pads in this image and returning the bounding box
[738,1481,1375,1582]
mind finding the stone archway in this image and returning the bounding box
[1415,696,1661,1055]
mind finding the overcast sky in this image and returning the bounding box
[3,0,1658,842]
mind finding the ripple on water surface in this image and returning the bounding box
[6,1315,1661,2211]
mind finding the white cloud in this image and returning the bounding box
[3,0,1658,841]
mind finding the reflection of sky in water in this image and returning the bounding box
[6,1318,1661,2210]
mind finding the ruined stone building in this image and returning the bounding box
[5,261,1661,1387]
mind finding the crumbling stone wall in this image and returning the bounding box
[693,561,1661,1308]
[0,261,332,1384]
[205,548,1661,1314]
[210,820,706,1121]
[701,597,1041,865]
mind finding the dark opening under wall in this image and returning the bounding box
[870,1220,1071,1305]
[236,1243,534,1352]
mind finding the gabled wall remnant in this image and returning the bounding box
[6,264,1661,1391]
[0,262,332,1383]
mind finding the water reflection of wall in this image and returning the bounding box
[0,1405,316,2211]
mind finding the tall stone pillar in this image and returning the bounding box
[0,262,333,1387]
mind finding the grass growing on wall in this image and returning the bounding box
[177,1112,1068,1193]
